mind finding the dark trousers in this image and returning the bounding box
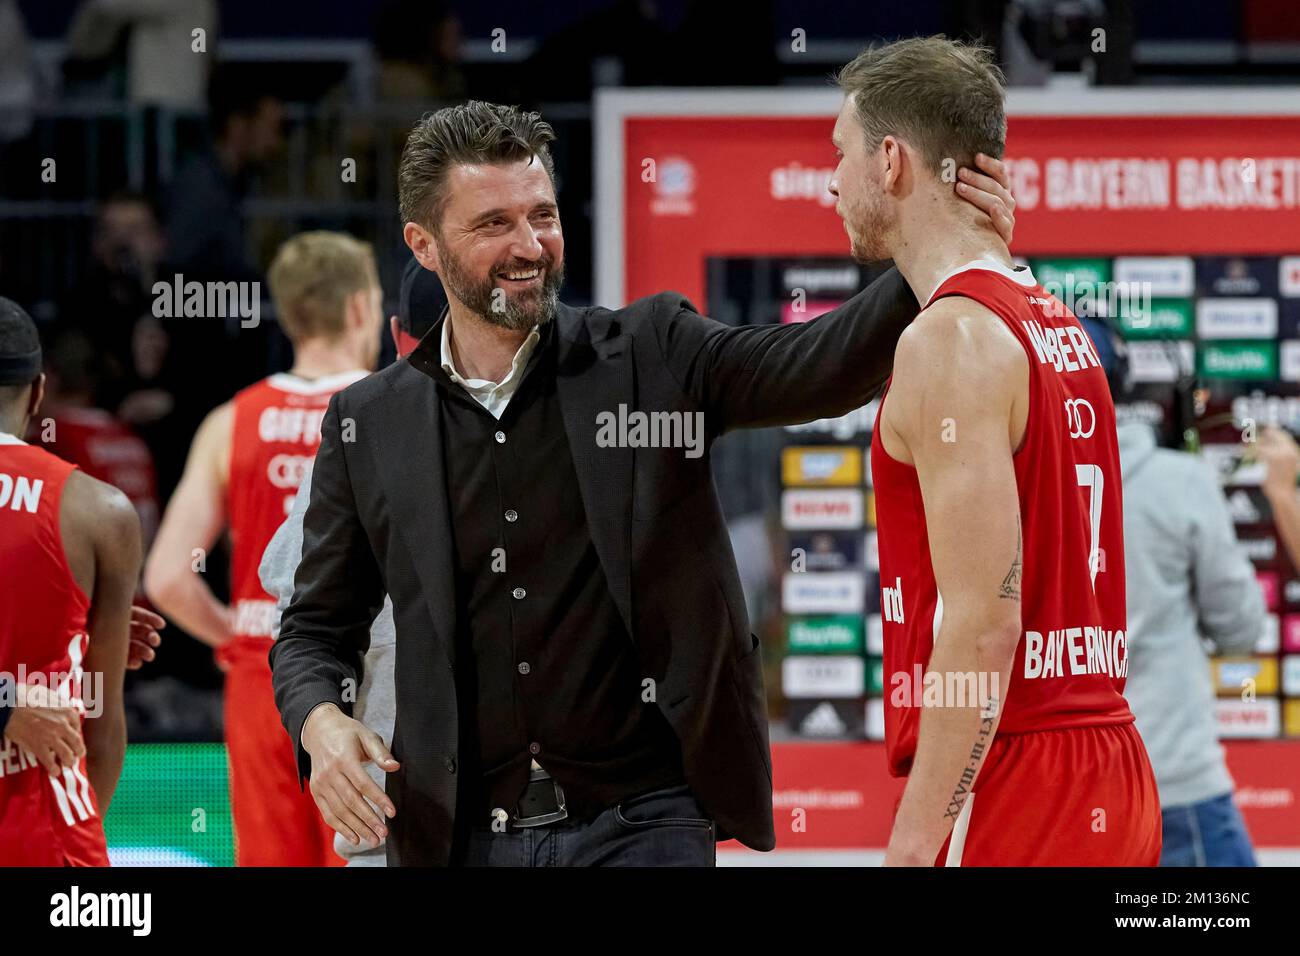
[463,783,716,867]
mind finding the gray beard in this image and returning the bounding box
[480,277,561,331]
[435,242,563,331]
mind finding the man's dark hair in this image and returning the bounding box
[0,296,41,409]
[836,35,1006,174]
[398,100,556,231]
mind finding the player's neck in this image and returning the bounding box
[286,339,365,381]
[892,204,1013,306]
[445,302,531,383]
[0,411,27,439]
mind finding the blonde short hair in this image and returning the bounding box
[837,36,1006,175]
[266,231,379,342]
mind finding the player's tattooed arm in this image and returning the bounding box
[998,514,1022,601]
[942,696,1000,822]
[879,298,1026,866]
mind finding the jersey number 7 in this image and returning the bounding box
[1076,463,1104,591]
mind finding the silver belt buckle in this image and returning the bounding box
[511,767,568,828]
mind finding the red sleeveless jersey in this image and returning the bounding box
[0,433,109,866]
[225,372,366,649]
[870,260,1133,778]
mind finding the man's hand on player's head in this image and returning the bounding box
[302,703,399,848]
[126,605,165,670]
[4,683,86,777]
[956,153,1016,246]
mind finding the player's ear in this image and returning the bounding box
[389,316,401,353]
[28,373,45,419]
[881,135,903,192]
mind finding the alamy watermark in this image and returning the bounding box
[595,404,705,459]
[889,665,1001,718]
[0,666,103,718]
[1037,275,1152,327]
[152,274,261,328]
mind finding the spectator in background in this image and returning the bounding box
[65,0,217,108]
[63,190,166,380]
[165,64,284,283]
[373,0,465,102]
[61,191,207,498]
[36,328,161,551]
[0,0,35,143]
[1084,317,1264,867]
[165,64,286,400]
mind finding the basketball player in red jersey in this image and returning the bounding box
[0,298,141,866]
[144,232,383,866]
[830,38,1161,866]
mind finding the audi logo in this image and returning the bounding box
[1064,398,1096,439]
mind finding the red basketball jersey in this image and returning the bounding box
[870,260,1133,778]
[226,372,365,646]
[0,433,109,866]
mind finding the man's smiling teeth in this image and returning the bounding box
[502,267,541,280]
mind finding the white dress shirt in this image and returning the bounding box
[439,317,540,420]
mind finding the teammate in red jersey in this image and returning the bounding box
[0,298,140,866]
[144,232,383,866]
[830,38,1161,866]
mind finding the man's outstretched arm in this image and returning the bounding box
[878,296,1027,866]
[652,156,1016,434]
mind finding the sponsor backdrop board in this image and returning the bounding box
[713,741,1300,856]
[597,89,1300,753]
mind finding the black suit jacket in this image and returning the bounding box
[270,268,918,865]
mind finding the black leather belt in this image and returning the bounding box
[510,767,568,828]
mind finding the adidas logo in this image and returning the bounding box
[799,701,848,737]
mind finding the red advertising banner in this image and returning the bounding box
[611,101,1300,308]
[742,741,1300,852]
